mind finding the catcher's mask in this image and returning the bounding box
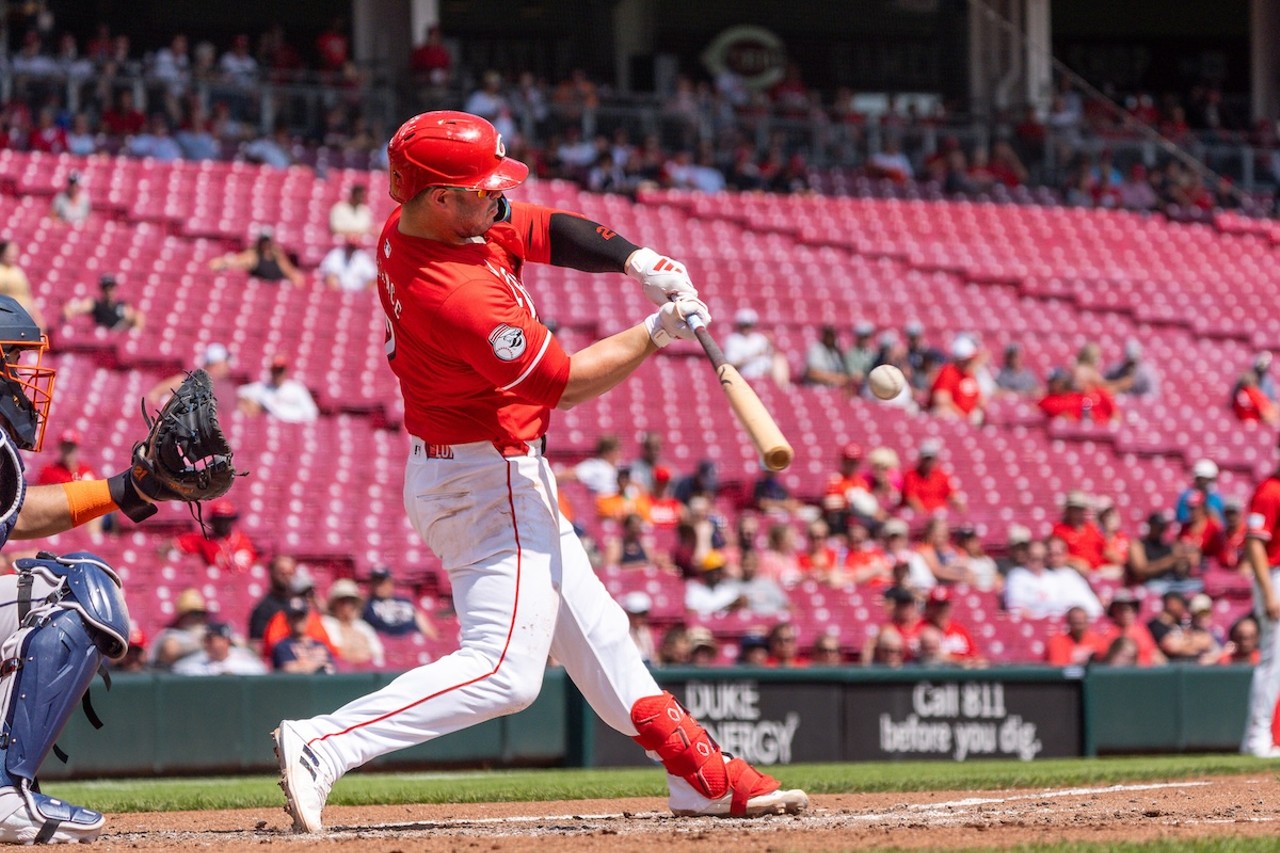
[0,295,54,451]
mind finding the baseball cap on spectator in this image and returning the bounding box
[1108,588,1139,613]
[841,442,863,462]
[327,578,362,605]
[867,446,899,469]
[918,439,941,459]
[700,550,728,572]
[210,499,238,519]
[1124,339,1142,360]
[1255,351,1272,373]
[687,626,716,651]
[271,355,289,370]
[284,596,309,618]
[734,308,759,327]
[205,621,233,640]
[953,524,977,540]
[926,586,953,605]
[653,465,672,484]
[370,566,393,582]
[884,586,915,605]
[67,170,81,185]
[951,334,977,360]
[1147,510,1170,529]
[1225,497,1244,512]
[1064,490,1091,510]
[883,518,909,538]
[621,591,652,615]
[1004,342,1020,356]
[854,320,875,337]
[289,565,316,595]
[128,620,148,651]
[848,489,880,521]
[1007,523,1032,546]
[175,589,206,616]
[59,429,81,446]
[738,632,769,654]
[99,274,117,288]
[1190,593,1214,614]
[905,320,924,337]
[201,342,230,366]
[877,330,899,349]
[1193,459,1219,480]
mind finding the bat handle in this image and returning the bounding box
[684,312,727,369]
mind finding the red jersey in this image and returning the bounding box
[377,203,572,448]
[176,529,258,573]
[1051,521,1106,569]
[1099,623,1160,666]
[823,472,870,512]
[929,363,980,415]
[935,621,978,659]
[901,467,953,512]
[1178,517,1222,554]
[1234,384,1275,422]
[1246,475,1280,565]
[36,462,95,485]
[1046,630,1108,666]
[647,497,682,528]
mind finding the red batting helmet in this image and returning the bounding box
[386,111,529,204]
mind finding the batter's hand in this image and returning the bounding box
[627,247,699,307]
[645,296,710,347]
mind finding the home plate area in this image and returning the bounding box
[93,774,1280,852]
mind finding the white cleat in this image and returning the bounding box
[272,721,334,834]
[666,772,809,818]
[0,785,104,844]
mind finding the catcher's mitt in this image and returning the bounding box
[111,369,242,524]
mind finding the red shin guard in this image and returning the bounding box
[631,693,728,799]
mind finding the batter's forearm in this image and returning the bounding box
[548,213,639,273]
[557,326,657,409]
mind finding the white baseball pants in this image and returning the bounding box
[1242,567,1280,756]
[291,439,661,777]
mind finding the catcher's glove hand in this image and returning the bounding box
[108,369,244,524]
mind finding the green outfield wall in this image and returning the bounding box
[38,664,1254,778]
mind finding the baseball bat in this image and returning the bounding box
[686,314,794,471]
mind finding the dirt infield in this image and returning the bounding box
[93,772,1280,851]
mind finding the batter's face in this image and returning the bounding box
[437,187,506,241]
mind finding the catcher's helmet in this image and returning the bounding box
[0,295,54,451]
[387,111,528,204]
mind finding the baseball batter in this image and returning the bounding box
[273,111,808,832]
[1241,436,1280,756]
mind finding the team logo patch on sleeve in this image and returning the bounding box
[489,325,527,361]
[1248,512,1267,533]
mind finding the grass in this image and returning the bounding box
[43,753,1278,814]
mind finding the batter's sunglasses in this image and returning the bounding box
[437,186,494,199]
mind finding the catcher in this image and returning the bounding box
[0,295,237,843]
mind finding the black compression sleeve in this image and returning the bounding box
[548,212,640,273]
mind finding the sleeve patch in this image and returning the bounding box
[1247,512,1271,537]
[489,325,528,361]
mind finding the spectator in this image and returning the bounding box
[955,525,1001,592]
[272,597,336,674]
[126,114,183,162]
[172,621,268,676]
[172,498,259,573]
[647,466,683,528]
[844,320,878,391]
[1096,500,1131,580]
[684,550,746,617]
[237,355,319,423]
[410,24,453,86]
[1231,366,1278,424]
[1255,351,1277,402]
[1038,368,1088,421]
[656,625,693,666]
[65,113,97,156]
[1127,510,1201,595]
[870,330,917,411]
[822,442,871,530]
[319,235,377,292]
[175,101,218,160]
[1098,590,1164,666]
[150,588,212,669]
[151,33,191,97]
[148,341,237,410]
[752,463,802,517]
[994,343,1039,395]
[843,513,892,586]
[315,16,350,73]
[243,125,294,169]
[809,632,846,667]
[320,579,385,669]
[261,568,337,661]
[627,431,663,495]
[900,439,963,514]
[61,273,144,331]
[1187,592,1224,664]
[864,624,907,668]
[1175,459,1225,525]
[1004,538,1103,619]
[49,171,89,226]
[758,521,803,588]
[864,586,923,663]
[796,518,841,585]
[996,523,1033,574]
[219,34,259,87]
[929,334,986,423]
[1147,591,1206,662]
[602,512,651,568]
[737,632,771,666]
[1051,490,1106,575]
[101,90,145,136]
[920,586,982,665]
[1177,492,1221,571]
[561,435,622,496]
[686,626,719,667]
[913,516,972,586]
[766,623,806,668]
[1118,164,1159,211]
[465,70,509,124]
[362,566,436,638]
[621,591,656,663]
[35,429,94,486]
[1073,342,1124,400]
[1219,615,1261,665]
[1213,498,1247,570]
[868,137,913,182]
[865,446,903,510]
[1095,635,1140,666]
[248,554,299,651]
[672,458,718,506]
[723,308,790,387]
[738,549,790,616]
[1045,606,1108,666]
[1105,339,1160,398]
[209,230,305,285]
[118,623,149,673]
[328,184,372,242]
[802,324,850,388]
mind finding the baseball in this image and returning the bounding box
[868,364,906,400]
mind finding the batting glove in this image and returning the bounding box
[627,247,699,307]
[645,296,710,348]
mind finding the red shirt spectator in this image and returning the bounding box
[35,429,95,485]
[796,519,839,582]
[1051,491,1106,571]
[1178,493,1222,556]
[315,19,350,72]
[101,92,145,136]
[1211,501,1247,569]
[866,586,923,662]
[410,25,452,81]
[1233,377,1276,423]
[174,499,259,573]
[822,442,871,520]
[1045,606,1109,666]
[921,587,980,661]
[929,336,984,418]
[1097,593,1163,666]
[29,114,67,154]
[900,441,959,514]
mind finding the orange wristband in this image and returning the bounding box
[62,479,116,527]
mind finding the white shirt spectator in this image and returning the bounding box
[685,576,744,617]
[572,457,617,495]
[329,200,373,239]
[172,646,267,676]
[238,374,319,423]
[51,189,90,225]
[219,50,258,87]
[1005,566,1102,619]
[723,328,775,380]
[321,613,386,669]
[319,245,377,292]
[739,575,789,617]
